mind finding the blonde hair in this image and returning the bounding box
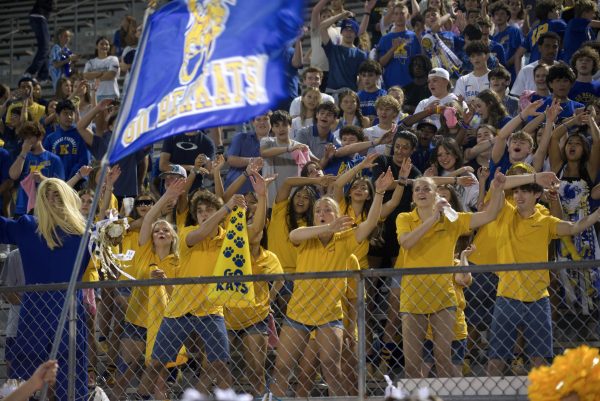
[313,196,341,222]
[35,178,86,249]
[151,219,179,259]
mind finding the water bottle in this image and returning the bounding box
[436,194,458,222]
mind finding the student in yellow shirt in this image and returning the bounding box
[224,171,283,396]
[270,168,393,397]
[267,173,331,310]
[141,184,248,398]
[487,172,600,375]
[114,179,183,399]
[396,172,506,379]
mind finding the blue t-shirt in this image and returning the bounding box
[562,18,594,64]
[224,131,261,194]
[43,125,91,180]
[492,26,523,66]
[15,151,65,215]
[522,19,567,62]
[487,149,512,189]
[358,88,387,118]
[536,97,585,122]
[569,81,600,106]
[323,41,368,91]
[377,30,421,88]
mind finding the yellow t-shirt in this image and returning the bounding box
[266,199,306,273]
[426,274,469,341]
[176,209,187,231]
[287,228,361,326]
[224,248,283,330]
[395,210,472,314]
[495,200,560,302]
[164,225,225,318]
[6,101,45,125]
[339,198,369,269]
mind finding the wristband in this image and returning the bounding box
[18,154,26,160]
[533,173,537,184]
[375,190,385,195]
[454,176,458,185]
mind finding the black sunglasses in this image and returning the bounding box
[135,199,154,207]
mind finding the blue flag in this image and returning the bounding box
[107,0,304,163]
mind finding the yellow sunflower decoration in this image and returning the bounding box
[528,345,600,401]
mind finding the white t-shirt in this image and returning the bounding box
[289,92,335,118]
[454,71,490,102]
[291,116,314,139]
[363,125,391,156]
[414,93,466,129]
[84,56,120,99]
[510,60,539,97]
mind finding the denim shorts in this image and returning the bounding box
[422,339,467,364]
[488,296,553,360]
[120,321,147,342]
[279,280,294,298]
[283,316,343,332]
[228,317,269,337]
[464,270,498,328]
[152,314,229,363]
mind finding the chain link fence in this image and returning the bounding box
[0,260,599,400]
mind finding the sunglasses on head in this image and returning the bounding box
[135,199,154,207]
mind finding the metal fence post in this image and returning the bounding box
[68,293,76,401]
[357,272,366,401]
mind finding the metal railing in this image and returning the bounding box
[0,260,599,400]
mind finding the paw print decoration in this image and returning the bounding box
[235,222,244,232]
[233,236,245,248]
[232,254,245,267]
[226,230,236,240]
[222,246,234,258]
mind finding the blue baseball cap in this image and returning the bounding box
[340,19,359,36]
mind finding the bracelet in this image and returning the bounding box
[454,176,458,185]
[18,154,26,160]
[397,182,406,187]
[76,171,81,178]
[533,173,537,184]
[370,140,376,147]
[192,168,201,175]
[224,205,232,214]
[519,113,525,122]
[375,190,385,195]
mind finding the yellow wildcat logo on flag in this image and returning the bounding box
[180,0,236,85]
[208,207,255,307]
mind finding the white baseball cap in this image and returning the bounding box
[428,67,450,81]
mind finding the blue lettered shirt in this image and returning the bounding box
[15,151,65,215]
[562,18,594,63]
[323,41,368,91]
[358,88,387,118]
[523,19,567,62]
[377,30,421,88]
[569,81,600,106]
[492,26,523,67]
[43,125,91,180]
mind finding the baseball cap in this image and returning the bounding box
[340,19,359,36]
[416,118,438,132]
[428,67,450,81]
[160,164,187,179]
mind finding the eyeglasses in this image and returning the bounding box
[135,199,154,207]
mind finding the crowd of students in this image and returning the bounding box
[1,0,600,399]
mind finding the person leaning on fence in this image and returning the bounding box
[486,172,600,376]
[0,178,90,401]
[142,189,248,398]
[395,171,506,379]
[115,179,185,399]
[270,168,394,397]
[224,171,283,396]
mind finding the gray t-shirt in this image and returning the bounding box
[0,249,24,338]
[295,125,341,159]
